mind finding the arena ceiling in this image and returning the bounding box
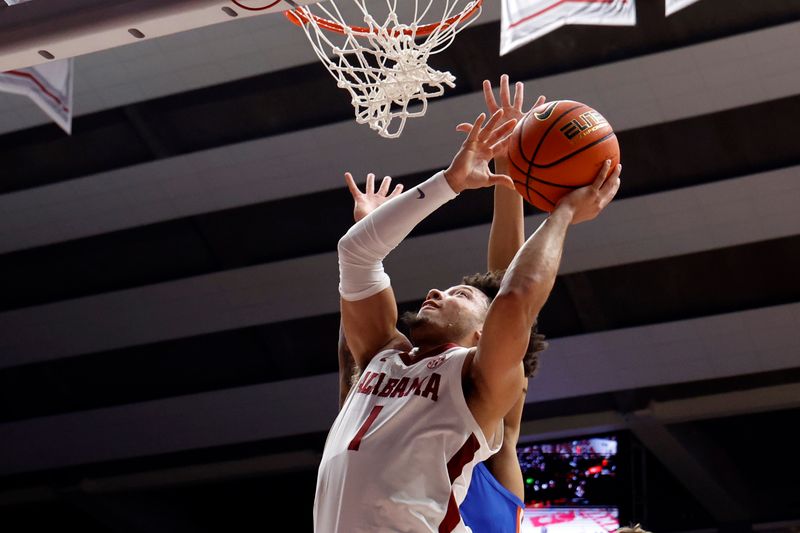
[1,1,799,531]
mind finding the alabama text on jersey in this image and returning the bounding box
[314,344,503,533]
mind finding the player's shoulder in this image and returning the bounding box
[365,336,412,365]
[460,345,479,374]
[379,334,413,357]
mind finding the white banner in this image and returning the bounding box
[666,0,703,16]
[501,0,636,56]
[0,59,74,134]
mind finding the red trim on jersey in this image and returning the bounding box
[438,433,480,532]
[398,343,460,366]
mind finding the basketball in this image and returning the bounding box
[507,100,620,212]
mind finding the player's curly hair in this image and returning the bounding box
[461,270,548,378]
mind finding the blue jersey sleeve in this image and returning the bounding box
[460,462,524,533]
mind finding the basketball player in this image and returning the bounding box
[314,101,621,532]
[338,172,546,533]
[336,76,547,533]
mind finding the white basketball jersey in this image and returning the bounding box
[314,344,503,533]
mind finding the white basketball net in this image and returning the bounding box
[287,0,482,138]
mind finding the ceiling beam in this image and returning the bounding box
[625,409,752,523]
[647,383,800,424]
[2,19,800,250]
[122,106,175,159]
[0,0,295,71]
[519,410,628,443]
[2,382,798,504]
[59,489,199,533]
[1,169,798,366]
[1,318,797,479]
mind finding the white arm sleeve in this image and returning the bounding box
[338,171,459,301]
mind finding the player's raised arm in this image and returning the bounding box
[339,110,518,368]
[459,76,546,270]
[482,75,545,271]
[470,160,622,425]
[337,174,403,408]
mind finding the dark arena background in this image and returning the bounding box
[1,1,799,532]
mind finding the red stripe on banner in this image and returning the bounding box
[438,434,480,533]
[509,0,623,29]
[5,69,69,112]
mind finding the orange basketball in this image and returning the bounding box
[507,100,620,212]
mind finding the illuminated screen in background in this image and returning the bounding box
[517,436,620,533]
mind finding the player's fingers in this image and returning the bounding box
[592,160,613,190]
[388,184,404,198]
[377,176,392,196]
[482,80,499,113]
[602,163,622,188]
[467,113,487,142]
[456,123,474,134]
[344,172,361,197]
[513,81,525,111]
[489,172,516,192]
[478,109,505,142]
[599,174,621,209]
[365,172,375,194]
[485,118,517,147]
[499,74,511,108]
[528,96,547,114]
[599,163,622,198]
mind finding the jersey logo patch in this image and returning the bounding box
[427,355,446,369]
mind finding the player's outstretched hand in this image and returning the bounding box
[457,74,545,162]
[445,110,517,194]
[556,160,622,224]
[344,172,404,222]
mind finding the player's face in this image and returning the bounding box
[417,285,489,328]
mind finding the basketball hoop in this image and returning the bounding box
[272,0,483,138]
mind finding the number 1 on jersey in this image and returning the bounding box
[348,405,383,451]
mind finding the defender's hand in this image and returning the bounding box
[344,172,404,222]
[474,74,545,161]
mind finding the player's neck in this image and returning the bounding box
[410,329,476,355]
[412,342,451,356]
[409,322,478,353]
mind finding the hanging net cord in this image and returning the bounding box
[290,0,482,138]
